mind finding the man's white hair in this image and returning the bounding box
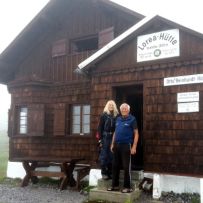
[120,103,130,111]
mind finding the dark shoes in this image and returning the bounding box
[107,186,120,191]
[107,187,133,193]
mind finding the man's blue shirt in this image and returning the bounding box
[115,114,137,144]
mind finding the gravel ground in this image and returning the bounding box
[0,181,87,203]
[0,183,153,203]
[136,191,200,203]
[0,179,200,203]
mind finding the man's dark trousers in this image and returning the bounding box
[112,143,131,188]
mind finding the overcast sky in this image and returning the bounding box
[0,0,203,125]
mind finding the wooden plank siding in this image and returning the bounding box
[88,24,203,175]
[14,0,138,83]
[6,0,203,177]
[8,81,99,163]
[90,62,203,175]
[9,136,97,162]
[15,51,94,82]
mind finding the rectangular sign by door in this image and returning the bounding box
[177,92,199,103]
[178,102,199,113]
[164,74,203,86]
[137,29,179,62]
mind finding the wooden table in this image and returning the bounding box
[15,157,90,190]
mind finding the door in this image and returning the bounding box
[113,84,143,170]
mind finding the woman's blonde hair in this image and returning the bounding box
[103,100,119,117]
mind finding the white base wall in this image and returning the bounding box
[7,161,89,181]
[200,178,203,203]
[147,173,202,200]
[6,161,62,179]
[89,169,102,186]
[7,161,25,179]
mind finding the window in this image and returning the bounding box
[69,27,114,54]
[15,104,44,136]
[72,105,90,135]
[19,107,28,134]
[70,35,98,53]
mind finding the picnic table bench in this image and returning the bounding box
[14,157,90,190]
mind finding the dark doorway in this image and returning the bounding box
[113,84,143,170]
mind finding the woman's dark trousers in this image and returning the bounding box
[99,132,113,178]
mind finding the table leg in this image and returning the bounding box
[60,161,76,190]
[21,161,39,187]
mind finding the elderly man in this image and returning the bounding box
[107,103,139,193]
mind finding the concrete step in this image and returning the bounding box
[117,170,143,181]
[89,188,141,203]
[132,170,144,180]
[97,178,140,190]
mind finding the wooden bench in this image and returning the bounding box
[14,157,90,190]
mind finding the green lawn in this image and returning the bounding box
[0,131,9,178]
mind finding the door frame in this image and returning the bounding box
[112,82,144,170]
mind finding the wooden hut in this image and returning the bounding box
[0,0,143,188]
[0,0,203,192]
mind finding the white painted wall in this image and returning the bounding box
[160,174,200,193]
[200,178,203,203]
[153,174,162,199]
[89,169,102,186]
[7,162,62,179]
[7,161,90,182]
[7,161,25,179]
[150,173,201,199]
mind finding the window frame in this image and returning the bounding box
[13,104,45,137]
[70,35,98,54]
[17,106,28,135]
[71,104,91,136]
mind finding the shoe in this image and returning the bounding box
[107,186,119,191]
[121,188,133,193]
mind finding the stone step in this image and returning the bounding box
[134,170,144,180]
[118,170,143,181]
[97,178,140,190]
[101,170,143,180]
[89,188,141,203]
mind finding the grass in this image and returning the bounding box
[0,177,21,186]
[0,130,9,178]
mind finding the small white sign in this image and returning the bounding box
[178,102,199,113]
[137,29,179,62]
[177,92,199,103]
[164,74,203,86]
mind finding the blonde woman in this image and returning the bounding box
[98,100,119,180]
